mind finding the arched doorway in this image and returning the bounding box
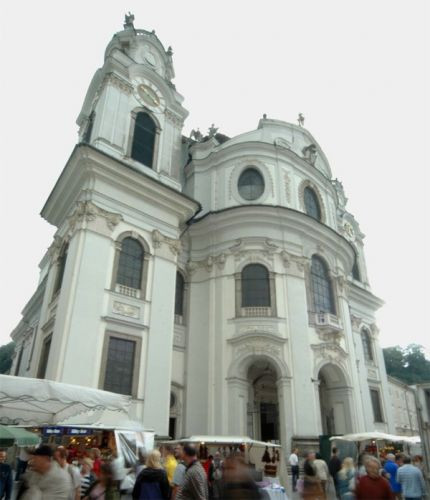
[318,363,352,435]
[247,361,279,442]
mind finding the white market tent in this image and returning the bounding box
[0,374,131,426]
[173,435,282,448]
[329,431,421,444]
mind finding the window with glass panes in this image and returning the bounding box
[304,187,321,221]
[116,238,144,290]
[310,256,335,314]
[238,168,265,201]
[175,272,184,316]
[103,337,136,395]
[370,389,383,422]
[241,264,270,307]
[131,112,156,167]
[361,329,374,362]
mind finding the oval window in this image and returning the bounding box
[238,168,265,201]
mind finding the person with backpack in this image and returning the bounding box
[132,450,170,500]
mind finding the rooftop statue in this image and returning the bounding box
[297,113,305,127]
[208,124,218,138]
[124,12,135,30]
[190,128,203,142]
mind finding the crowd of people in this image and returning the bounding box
[1,441,428,500]
[289,446,428,500]
[0,442,282,500]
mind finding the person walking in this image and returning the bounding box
[54,447,81,500]
[0,450,13,500]
[396,455,426,500]
[80,458,96,499]
[383,453,401,500]
[163,445,178,486]
[313,453,329,498]
[328,448,341,497]
[336,457,355,500]
[84,463,120,500]
[355,456,394,500]
[301,454,324,500]
[172,446,186,500]
[17,445,72,500]
[211,452,223,500]
[176,445,208,500]
[132,449,170,500]
[289,448,300,492]
[219,455,262,500]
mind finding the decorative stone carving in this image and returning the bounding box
[367,367,378,379]
[302,144,318,165]
[165,109,183,128]
[370,323,380,338]
[113,301,140,319]
[332,178,348,210]
[238,325,276,335]
[152,230,181,255]
[235,340,281,359]
[123,12,135,30]
[208,124,218,138]
[173,327,186,349]
[297,113,305,127]
[68,201,123,233]
[264,239,278,254]
[104,73,133,95]
[186,253,227,274]
[350,314,362,330]
[311,342,348,362]
[190,128,203,142]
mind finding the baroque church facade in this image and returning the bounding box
[10,17,395,449]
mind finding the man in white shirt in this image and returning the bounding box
[53,447,81,500]
[288,447,300,492]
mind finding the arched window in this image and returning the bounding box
[310,256,335,314]
[131,112,156,168]
[175,272,185,317]
[116,237,144,290]
[53,243,69,296]
[241,264,270,307]
[304,187,321,221]
[361,329,374,362]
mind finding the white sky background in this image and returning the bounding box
[0,1,428,351]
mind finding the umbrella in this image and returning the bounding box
[0,425,40,447]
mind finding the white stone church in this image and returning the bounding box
[9,17,396,450]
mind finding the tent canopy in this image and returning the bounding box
[330,431,421,444]
[0,374,131,426]
[0,425,41,447]
[170,435,282,448]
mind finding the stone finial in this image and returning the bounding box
[208,124,218,138]
[123,12,135,30]
[263,113,267,119]
[167,46,173,57]
[297,113,305,126]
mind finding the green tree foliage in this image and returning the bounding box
[383,344,430,384]
[0,341,15,374]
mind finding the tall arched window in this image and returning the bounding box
[116,237,144,290]
[53,243,69,296]
[175,272,185,317]
[241,264,270,307]
[310,256,335,314]
[361,329,374,362]
[131,112,156,168]
[304,187,321,221]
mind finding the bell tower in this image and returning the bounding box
[76,14,188,190]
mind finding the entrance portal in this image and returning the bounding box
[247,362,279,441]
[318,364,352,435]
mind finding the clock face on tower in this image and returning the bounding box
[133,79,165,111]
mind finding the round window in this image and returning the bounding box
[238,168,265,201]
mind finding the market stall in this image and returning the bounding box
[166,435,287,496]
[330,431,421,461]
